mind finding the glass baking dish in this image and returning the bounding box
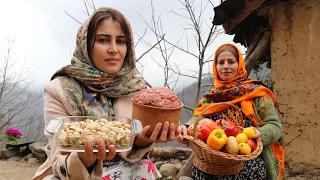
[46,116,142,152]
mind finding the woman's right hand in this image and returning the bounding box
[78,138,116,168]
[176,125,188,144]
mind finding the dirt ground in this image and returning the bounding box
[0,160,41,180]
[0,159,317,180]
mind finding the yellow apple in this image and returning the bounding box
[236,133,248,144]
[238,143,251,155]
[243,127,256,139]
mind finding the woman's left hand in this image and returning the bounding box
[252,127,262,139]
[139,121,180,143]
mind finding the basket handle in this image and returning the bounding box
[192,102,243,139]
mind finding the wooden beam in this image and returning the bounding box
[256,5,272,16]
[245,30,263,57]
[245,30,271,75]
[223,0,266,34]
[256,1,278,16]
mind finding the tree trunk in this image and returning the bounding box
[193,62,203,108]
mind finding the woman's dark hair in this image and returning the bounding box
[87,10,132,61]
[215,45,239,63]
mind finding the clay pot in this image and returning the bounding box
[131,99,184,136]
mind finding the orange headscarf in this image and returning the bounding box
[193,43,284,179]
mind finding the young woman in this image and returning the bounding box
[33,7,178,180]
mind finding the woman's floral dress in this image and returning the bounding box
[101,157,161,180]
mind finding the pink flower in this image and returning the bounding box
[101,175,111,180]
[145,159,156,175]
[6,128,22,137]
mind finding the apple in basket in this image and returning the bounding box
[246,139,257,152]
[187,119,221,142]
[131,87,184,136]
[216,119,240,137]
[239,143,251,155]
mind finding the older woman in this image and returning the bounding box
[177,43,284,180]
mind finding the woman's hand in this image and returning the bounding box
[61,138,116,168]
[252,127,262,139]
[138,121,180,144]
[176,125,188,144]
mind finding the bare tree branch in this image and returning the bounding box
[184,105,195,112]
[204,59,214,64]
[169,8,191,20]
[145,80,153,88]
[135,27,148,48]
[64,11,81,24]
[201,83,214,88]
[170,66,198,79]
[138,12,198,58]
[201,73,212,77]
[86,0,96,11]
[180,87,195,116]
[65,0,98,25]
[91,0,96,10]
[84,1,90,16]
[136,35,165,62]
[208,0,215,9]
[181,0,205,48]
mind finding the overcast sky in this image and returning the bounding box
[0,0,244,91]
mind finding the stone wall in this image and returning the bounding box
[270,0,320,177]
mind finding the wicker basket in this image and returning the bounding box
[183,102,263,175]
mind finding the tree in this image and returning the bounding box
[139,0,223,111]
[0,38,42,144]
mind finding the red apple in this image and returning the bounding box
[246,139,257,152]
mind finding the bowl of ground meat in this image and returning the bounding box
[131,87,183,135]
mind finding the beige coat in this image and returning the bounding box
[32,78,154,180]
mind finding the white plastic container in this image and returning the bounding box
[46,116,142,152]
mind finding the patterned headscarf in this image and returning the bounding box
[193,43,284,178]
[51,7,146,116]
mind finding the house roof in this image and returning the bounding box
[212,0,285,46]
[213,0,246,25]
[213,0,286,36]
